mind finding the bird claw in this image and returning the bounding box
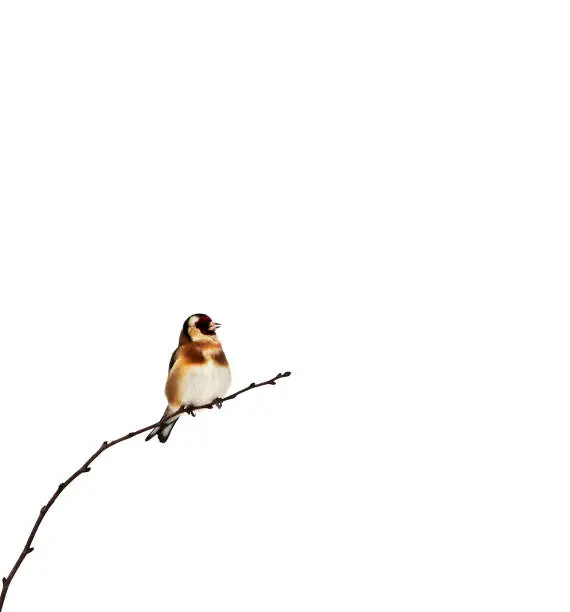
[214,398,223,409]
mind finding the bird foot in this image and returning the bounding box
[214,398,223,409]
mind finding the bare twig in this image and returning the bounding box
[0,371,291,611]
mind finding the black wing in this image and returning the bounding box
[168,348,179,371]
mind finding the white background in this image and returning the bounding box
[0,1,569,610]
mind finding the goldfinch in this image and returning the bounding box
[145,313,232,443]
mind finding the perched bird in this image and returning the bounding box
[145,313,232,443]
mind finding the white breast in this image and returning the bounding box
[179,362,232,408]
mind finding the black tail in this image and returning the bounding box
[145,411,179,444]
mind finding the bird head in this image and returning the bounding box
[180,313,222,343]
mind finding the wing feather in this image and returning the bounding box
[168,348,179,371]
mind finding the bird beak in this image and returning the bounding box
[209,321,222,331]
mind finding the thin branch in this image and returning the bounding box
[0,371,291,611]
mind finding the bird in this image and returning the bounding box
[145,313,232,443]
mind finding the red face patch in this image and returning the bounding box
[195,314,214,335]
